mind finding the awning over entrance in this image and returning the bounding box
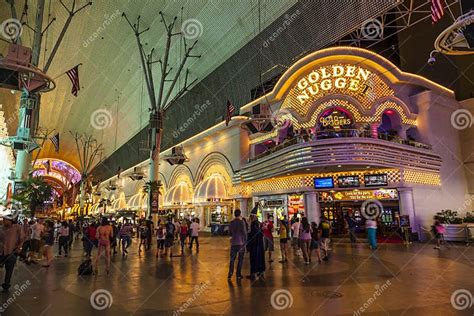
[164,182,192,207]
[194,173,228,203]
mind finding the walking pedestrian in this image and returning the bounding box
[291,217,301,255]
[262,215,274,263]
[146,216,154,251]
[278,219,289,263]
[95,217,113,275]
[299,217,312,264]
[119,220,132,256]
[319,217,332,260]
[345,212,357,244]
[0,212,23,291]
[111,221,118,255]
[58,221,69,257]
[228,209,247,280]
[29,219,45,263]
[164,218,175,258]
[19,219,31,262]
[310,222,322,263]
[138,221,149,254]
[155,222,166,258]
[179,220,188,254]
[246,214,265,280]
[366,218,378,250]
[84,223,97,258]
[42,221,54,267]
[189,218,200,252]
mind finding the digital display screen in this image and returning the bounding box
[314,177,334,189]
[364,174,388,187]
[338,176,360,188]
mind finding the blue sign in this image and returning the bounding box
[314,177,334,189]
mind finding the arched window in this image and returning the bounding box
[378,110,402,140]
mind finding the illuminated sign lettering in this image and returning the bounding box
[296,65,372,104]
[319,114,352,129]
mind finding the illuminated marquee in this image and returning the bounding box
[296,65,371,104]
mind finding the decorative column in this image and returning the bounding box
[398,187,417,232]
[237,198,250,217]
[304,191,321,224]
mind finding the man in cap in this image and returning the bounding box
[0,212,23,291]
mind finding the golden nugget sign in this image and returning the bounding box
[296,65,371,104]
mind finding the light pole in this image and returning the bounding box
[123,12,200,217]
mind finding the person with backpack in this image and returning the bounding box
[179,220,188,254]
[164,218,175,258]
[319,217,332,260]
[138,221,149,254]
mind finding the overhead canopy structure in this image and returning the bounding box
[32,159,81,196]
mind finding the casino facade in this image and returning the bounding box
[95,47,469,238]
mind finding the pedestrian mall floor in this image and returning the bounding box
[1,235,473,315]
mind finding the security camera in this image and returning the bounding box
[427,50,438,66]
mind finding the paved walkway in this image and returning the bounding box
[0,236,473,315]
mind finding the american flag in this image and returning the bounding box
[225,100,235,126]
[43,160,51,174]
[431,0,444,24]
[66,65,80,96]
[50,133,59,152]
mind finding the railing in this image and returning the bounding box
[250,129,432,162]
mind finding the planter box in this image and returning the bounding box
[466,224,474,242]
[442,224,466,242]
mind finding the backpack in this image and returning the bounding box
[78,259,93,276]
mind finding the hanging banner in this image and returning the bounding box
[151,191,159,213]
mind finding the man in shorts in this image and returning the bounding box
[262,215,274,263]
[29,219,44,263]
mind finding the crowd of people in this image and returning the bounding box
[227,208,334,281]
[0,208,447,292]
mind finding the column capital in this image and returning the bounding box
[397,187,413,193]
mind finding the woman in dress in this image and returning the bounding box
[299,217,312,264]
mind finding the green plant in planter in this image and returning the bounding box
[436,210,463,224]
[142,180,163,194]
[463,212,474,223]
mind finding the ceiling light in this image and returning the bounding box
[337,165,342,168]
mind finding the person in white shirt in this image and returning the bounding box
[291,218,301,252]
[189,218,200,252]
[29,219,45,262]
